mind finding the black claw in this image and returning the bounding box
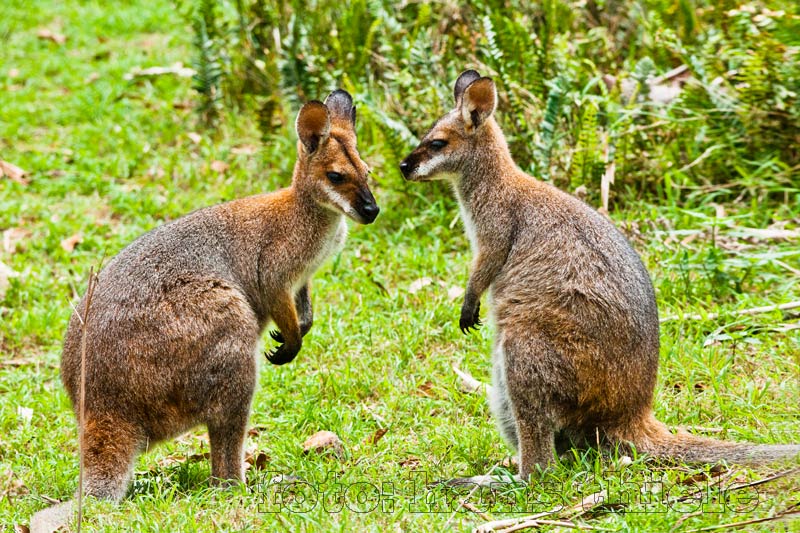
[265,342,300,365]
[269,330,284,343]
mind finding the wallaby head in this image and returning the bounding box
[295,89,379,224]
[399,70,502,182]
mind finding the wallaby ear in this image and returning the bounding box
[324,89,356,126]
[453,69,481,104]
[461,76,497,129]
[295,100,331,153]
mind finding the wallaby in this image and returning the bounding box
[59,89,378,501]
[399,70,799,482]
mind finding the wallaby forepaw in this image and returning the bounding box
[269,330,284,343]
[459,301,481,334]
[265,344,299,365]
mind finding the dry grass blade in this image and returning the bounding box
[0,160,29,185]
[76,267,98,533]
[660,300,800,323]
[721,467,799,493]
[453,364,491,396]
[668,468,740,506]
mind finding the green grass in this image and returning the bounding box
[1,1,799,531]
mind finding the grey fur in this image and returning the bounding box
[401,71,800,480]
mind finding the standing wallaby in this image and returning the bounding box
[60,90,378,501]
[400,70,799,481]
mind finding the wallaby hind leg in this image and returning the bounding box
[204,344,257,485]
[503,332,573,480]
[81,414,142,501]
[207,413,249,485]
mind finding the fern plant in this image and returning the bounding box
[191,10,223,126]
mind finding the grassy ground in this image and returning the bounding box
[1,1,798,531]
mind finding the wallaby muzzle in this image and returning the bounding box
[355,186,380,224]
[399,155,417,180]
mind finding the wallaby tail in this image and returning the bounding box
[615,413,800,465]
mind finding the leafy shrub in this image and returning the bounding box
[180,0,800,206]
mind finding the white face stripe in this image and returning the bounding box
[413,154,448,179]
[321,182,359,220]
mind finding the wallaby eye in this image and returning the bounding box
[430,139,448,151]
[327,171,345,184]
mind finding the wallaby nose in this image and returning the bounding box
[399,160,411,178]
[361,202,380,224]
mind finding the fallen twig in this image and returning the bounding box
[660,300,800,323]
[463,502,492,522]
[476,490,612,532]
[722,467,799,493]
[501,518,606,532]
[686,502,800,532]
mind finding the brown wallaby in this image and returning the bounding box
[59,89,378,501]
[399,70,799,481]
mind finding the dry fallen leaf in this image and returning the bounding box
[367,428,388,445]
[247,425,268,437]
[0,260,18,300]
[302,430,344,458]
[415,381,435,398]
[0,358,37,368]
[231,144,259,156]
[0,160,29,185]
[60,233,83,252]
[187,132,202,144]
[84,72,100,84]
[8,68,20,78]
[1,469,29,499]
[3,228,30,254]
[398,457,421,468]
[210,160,229,174]
[731,226,800,241]
[14,524,29,533]
[244,451,270,470]
[36,28,67,45]
[447,286,464,301]
[17,406,33,424]
[123,62,195,80]
[408,277,432,294]
[500,456,519,469]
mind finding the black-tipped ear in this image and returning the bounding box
[295,101,331,153]
[461,77,497,129]
[325,89,356,126]
[454,69,481,104]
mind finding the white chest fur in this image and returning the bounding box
[294,216,347,290]
[453,187,479,254]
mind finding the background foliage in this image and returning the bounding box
[184,0,800,202]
